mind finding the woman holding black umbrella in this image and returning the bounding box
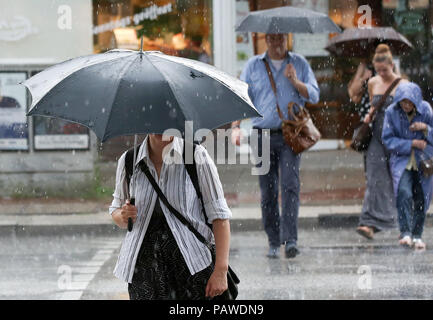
[110,133,232,300]
[356,44,408,239]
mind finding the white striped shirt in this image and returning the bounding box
[109,136,232,283]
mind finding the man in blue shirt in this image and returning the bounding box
[231,34,320,259]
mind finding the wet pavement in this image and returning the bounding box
[2,227,433,300]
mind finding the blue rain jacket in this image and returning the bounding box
[382,82,433,212]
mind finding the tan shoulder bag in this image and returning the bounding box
[263,60,321,154]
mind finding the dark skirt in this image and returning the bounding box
[128,198,213,300]
[359,106,397,231]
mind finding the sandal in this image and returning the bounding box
[356,226,374,239]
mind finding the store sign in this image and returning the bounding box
[93,3,173,35]
[383,0,429,9]
[34,134,89,150]
[395,11,425,35]
[0,15,38,41]
[0,72,28,150]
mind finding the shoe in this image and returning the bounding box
[266,246,280,259]
[399,235,413,247]
[285,245,300,259]
[413,238,426,251]
[356,226,374,239]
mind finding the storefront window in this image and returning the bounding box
[32,70,90,150]
[0,72,28,151]
[236,0,255,77]
[93,0,213,63]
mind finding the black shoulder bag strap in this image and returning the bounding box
[370,77,402,120]
[139,160,212,248]
[263,59,286,120]
[125,141,210,227]
[183,141,213,230]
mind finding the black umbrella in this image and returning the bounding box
[325,27,413,57]
[235,6,341,34]
[23,46,260,231]
[24,50,258,142]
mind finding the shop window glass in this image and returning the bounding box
[0,72,28,151]
[32,70,90,150]
[93,0,213,64]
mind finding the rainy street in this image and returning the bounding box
[2,0,433,304]
[2,227,433,300]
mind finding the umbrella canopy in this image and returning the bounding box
[24,49,260,142]
[235,6,341,34]
[325,27,413,57]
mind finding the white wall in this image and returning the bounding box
[0,0,93,64]
[212,0,237,76]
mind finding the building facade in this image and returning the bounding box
[0,0,95,197]
[1,0,432,196]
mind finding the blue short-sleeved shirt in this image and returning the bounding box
[240,51,320,129]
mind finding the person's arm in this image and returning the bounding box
[230,120,242,146]
[195,146,232,298]
[285,58,320,104]
[410,102,433,146]
[109,153,138,229]
[364,78,376,124]
[205,218,230,298]
[348,63,371,104]
[290,73,310,100]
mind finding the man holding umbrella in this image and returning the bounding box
[231,33,320,259]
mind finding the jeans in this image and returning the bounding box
[255,129,301,248]
[396,169,425,239]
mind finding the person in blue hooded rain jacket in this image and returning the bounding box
[382,82,433,250]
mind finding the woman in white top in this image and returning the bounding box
[109,134,232,300]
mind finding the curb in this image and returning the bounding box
[0,214,375,237]
[2,214,433,237]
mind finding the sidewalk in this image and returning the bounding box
[2,149,432,235]
[2,200,433,236]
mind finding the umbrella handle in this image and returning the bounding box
[127,198,135,232]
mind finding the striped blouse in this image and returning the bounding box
[109,136,232,283]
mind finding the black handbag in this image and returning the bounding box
[419,152,433,177]
[138,158,239,300]
[350,122,373,152]
[350,78,402,152]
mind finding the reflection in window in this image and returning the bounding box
[93,0,213,64]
